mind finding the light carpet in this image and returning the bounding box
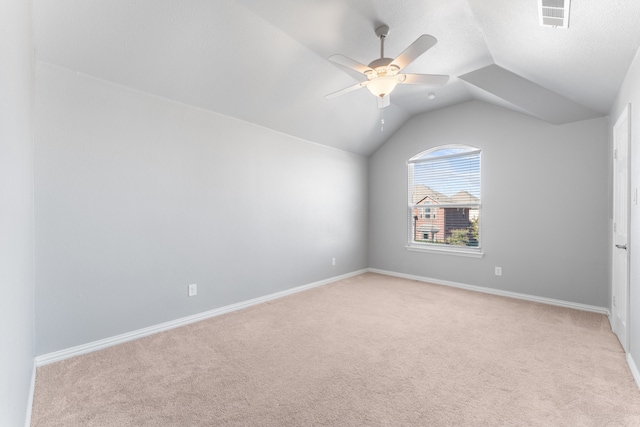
[31,273,640,426]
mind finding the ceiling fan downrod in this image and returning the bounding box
[375,25,390,59]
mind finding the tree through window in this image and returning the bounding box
[408,145,481,252]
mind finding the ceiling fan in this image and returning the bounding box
[326,25,449,109]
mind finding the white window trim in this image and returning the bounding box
[405,244,484,258]
[407,144,482,257]
[407,148,481,164]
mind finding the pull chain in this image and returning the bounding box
[380,109,385,132]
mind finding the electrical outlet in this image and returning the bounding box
[188,283,197,297]
[495,267,502,276]
[332,257,336,266]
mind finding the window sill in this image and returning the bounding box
[405,244,485,258]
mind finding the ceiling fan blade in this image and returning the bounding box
[377,95,390,109]
[325,81,368,100]
[399,73,449,86]
[329,54,374,75]
[390,34,438,71]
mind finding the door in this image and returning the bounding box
[612,104,631,352]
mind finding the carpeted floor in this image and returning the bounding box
[31,273,640,426]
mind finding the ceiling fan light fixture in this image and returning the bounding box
[366,76,400,98]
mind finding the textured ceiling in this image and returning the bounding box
[33,0,640,156]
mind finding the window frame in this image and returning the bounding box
[406,145,484,258]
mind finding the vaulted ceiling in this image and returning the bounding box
[33,0,640,156]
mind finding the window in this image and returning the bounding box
[407,145,482,257]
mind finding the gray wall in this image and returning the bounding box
[0,0,35,425]
[610,48,640,365]
[369,101,609,307]
[35,63,368,355]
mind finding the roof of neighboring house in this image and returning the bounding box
[416,224,441,233]
[449,190,480,205]
[413,186,479,205]
[413,185,448,205]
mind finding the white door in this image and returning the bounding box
[612,104,631,352]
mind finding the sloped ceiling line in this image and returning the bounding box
[459,64,602,124]
[33,0,640,155]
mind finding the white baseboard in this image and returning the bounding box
[32,267,612,367]
[35,269,368,367]
[367,268,610,316]
[628,353,640,390]
[25,360,35,427]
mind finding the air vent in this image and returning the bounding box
[538,0,571,29]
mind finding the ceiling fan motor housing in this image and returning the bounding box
[367,58,399,76]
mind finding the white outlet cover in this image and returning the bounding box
[188,283,197,296]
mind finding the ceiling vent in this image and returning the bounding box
[538,0,571,29]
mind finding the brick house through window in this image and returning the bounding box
[412,184,479,245]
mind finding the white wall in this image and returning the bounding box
[610,48,640,365]
[369,101,609,307]
[34,63,368,355]
[0,0,35,425]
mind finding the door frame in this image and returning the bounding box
[612,103,631,352]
